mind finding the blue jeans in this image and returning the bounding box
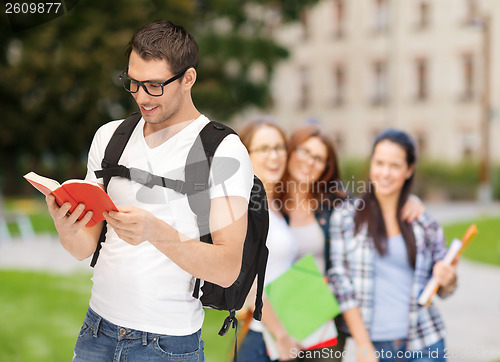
[237,330,275,362]
[73,307,205,361]
[237,329,345,362]
[372,338,446,362]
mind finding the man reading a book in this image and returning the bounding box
[45,20,253,361]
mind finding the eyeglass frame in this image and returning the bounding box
[294,145,327,167]
[250,144,287,157]
[119,67,191,97]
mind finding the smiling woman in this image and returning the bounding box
[369,139,415,200]
[248,126,287,192]
[280,125,345,275]
[237,118,300,362]
[276,125,347,362]
[329,129,458,362]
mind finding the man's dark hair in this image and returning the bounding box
[127,20,198,74]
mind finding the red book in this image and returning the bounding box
[24,171,118,227]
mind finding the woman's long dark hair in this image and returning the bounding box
[354,129,418,268]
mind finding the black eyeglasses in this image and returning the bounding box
[119,67,189,97]
[294,146,327,167]
[250,144,287,157]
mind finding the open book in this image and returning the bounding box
[24,171,118,227]
[418,224,478,307]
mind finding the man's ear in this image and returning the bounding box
[183,67,197,89]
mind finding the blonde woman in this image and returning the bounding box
[237,118,300,362]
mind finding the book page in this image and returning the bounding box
[24,172,116,227]
[61,179,102,188]
[23,172,61,195]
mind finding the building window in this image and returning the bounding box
[461,54,475,101]
[415,58,428,101]
[332,64,346,107]
[333,0,345,38]
[299,67,310,109]
[371,128,383,143]
[332,131,344,153]
[464,0,479,24]
[415,131,427,156]
[373,0,389,33]
[461,131,476,158]
[371,60,388,105]
[416,1,430,30]
[300,9,310,40]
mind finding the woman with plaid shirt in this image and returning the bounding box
[328,129,457,362]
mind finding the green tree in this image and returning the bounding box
[0,0,318,194]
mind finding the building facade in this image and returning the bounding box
[238,0,500,163]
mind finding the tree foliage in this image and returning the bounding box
[0,0,318,193]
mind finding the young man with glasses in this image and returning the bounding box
[45,20,253,361]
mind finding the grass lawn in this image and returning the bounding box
[442,216,500,266]
[1,199,498,361]
[0,270,91,362]
[0,269,235,362]
[3,198,56,236]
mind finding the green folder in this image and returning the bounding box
[264,254,340,341]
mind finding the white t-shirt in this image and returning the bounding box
[85,115,253,336]
[250,210,298,332]
[292,221,325,274]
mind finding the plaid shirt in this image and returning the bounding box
[328,203,454,351]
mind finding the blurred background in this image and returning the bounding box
[1,0,500,201]
[1,0,499,361]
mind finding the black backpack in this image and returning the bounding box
[91,112,269,338]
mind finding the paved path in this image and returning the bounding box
[0,235,91,273]
[1,202,500,361]
[426,201,500,224]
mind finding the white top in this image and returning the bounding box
[292,221,325,274]
[250,210,298,332]
[85,115,253,335]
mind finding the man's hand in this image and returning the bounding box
[104,206,169,246]
[46,194,93,235]
[46,194,101,260]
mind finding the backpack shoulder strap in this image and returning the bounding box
[198,121,237,161]
[99,112,142,190]
[187,121,236,298]
[185,121,236,237]
[90,112,141,268]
